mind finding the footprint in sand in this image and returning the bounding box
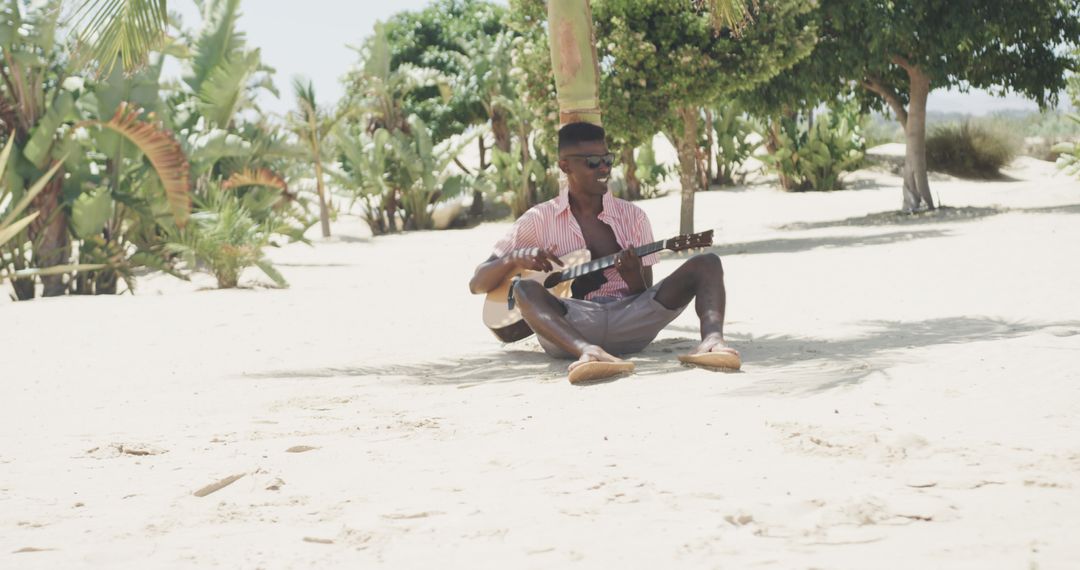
[85,443,167,458]
[286,445,319,453]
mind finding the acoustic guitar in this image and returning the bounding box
[482,230,714,342]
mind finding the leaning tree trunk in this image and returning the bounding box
[620,147,641,200]
[547,0,602,128]
[903,66,935,211]
[29,173,70,297]
[675,106,700,235]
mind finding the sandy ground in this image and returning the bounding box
[2,157,1079,569]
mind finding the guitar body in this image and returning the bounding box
[482,249,592,342]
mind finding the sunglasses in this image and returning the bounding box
[563,153,616,169]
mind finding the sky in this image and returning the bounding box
[167,0,1055,118]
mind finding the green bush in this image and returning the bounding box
[635,140,670,199]
[1053,114,1080,178]
[711,101,760,186]
[862,114,904,148]
[761,107,866,192]
[166,185,290,289]
[925,121,1020,178]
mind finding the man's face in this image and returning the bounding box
[559,140,613,197]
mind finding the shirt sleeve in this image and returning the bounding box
[635,208,659,267]
[491,211,541,258]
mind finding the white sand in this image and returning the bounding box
[3,158,1079,568]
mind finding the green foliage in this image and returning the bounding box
[335,117,476,233]
[711,101,760,186]
[380,0,509,142]
[925,121,1020,179]
[166,184,288,289]
[385,116,472,230]
[862,114,904,148]
[634,140,670,198]
[345,23,447,135]
[804,0,1080,209]
[1053,115,1080,178]
[592,0,818,231]
[72,0,168,75]
[818,1,1080,113]
[1,0,303,299]
[490,138,558,218]
[761,107,866,192]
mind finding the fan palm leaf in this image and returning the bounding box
[79,102,191,227]
[221,167,288,192]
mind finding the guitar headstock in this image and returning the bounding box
[666,229,714,252]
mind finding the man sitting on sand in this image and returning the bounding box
[469,122,740,383]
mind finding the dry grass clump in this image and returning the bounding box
[926,121,1021,178]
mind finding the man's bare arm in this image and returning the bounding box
[469,248,563,294]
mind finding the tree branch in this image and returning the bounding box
[861,76,908,130]
[890,54,915,73]
[453,157,472,175]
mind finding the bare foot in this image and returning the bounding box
[679,334,741,371]
[567,345,634,384]
[568,345,623,372]
[689,334,739,357]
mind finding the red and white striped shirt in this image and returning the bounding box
[492,185,658,300]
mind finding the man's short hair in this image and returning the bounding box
[558,122,606,153]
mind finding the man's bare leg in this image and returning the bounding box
[513,280,626,373]
[654,253,739,359]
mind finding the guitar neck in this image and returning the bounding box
[556,240,665,284]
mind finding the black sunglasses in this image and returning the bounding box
[563,153,616,169]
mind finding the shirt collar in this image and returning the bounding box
[556,182,615,219]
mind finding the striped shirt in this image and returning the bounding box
[492,185,658,300]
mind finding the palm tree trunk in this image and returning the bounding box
[30,173,70,296]
[547,0,602,127]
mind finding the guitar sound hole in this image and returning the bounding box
[543,273,563,288]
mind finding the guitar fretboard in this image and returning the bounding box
[555,240,666,284]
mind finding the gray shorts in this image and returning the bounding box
[538,283,688,359]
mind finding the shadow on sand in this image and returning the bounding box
[704,229,950,257]
[666,317,1080,396]
[779,203,1080,232]
[245,317,1079,395]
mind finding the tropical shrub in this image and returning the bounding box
[335,117,475,232]
[1052,114,1080,178]
[165,184,288,289]
[1,138,104,285]
[925,121,1020,179]
[711,102,760,186]
[761,107,866,192]
[490,139,558,219]
[635,141,671,199]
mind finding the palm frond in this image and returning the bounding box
[71,0,169,75]
[221,167,287,192]
[80,102,191,227]
[693,0,756,34]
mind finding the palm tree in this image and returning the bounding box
[288,79,350,238]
